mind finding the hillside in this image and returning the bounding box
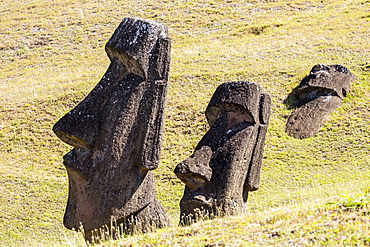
[0,0,369,246]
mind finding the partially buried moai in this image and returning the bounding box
[53,17,170,241]
[174,81,271,225]
[284,64,356,139]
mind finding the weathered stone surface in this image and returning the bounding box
[174,146,213,190]
[52,17,170,241]
[285,64,356,139]
[174,81,271,225]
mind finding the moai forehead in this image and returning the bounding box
[205,81,264,127]
[105,17,169,79]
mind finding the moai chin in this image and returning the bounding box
[53,17,170,241]
[284,64,356,139]
[174,81,271,225]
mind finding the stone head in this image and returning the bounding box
[53,17,170,238]
[285,64,356,139]
[174,81,271,224]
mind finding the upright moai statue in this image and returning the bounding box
[174,81,271,225]
[285,64,356,139]
[53,17,170,241]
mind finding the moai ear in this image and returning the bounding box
[135,34,171,171]
[259,93,271,125]
[147,36,171,81]
[284,64,356,139]
[244,92,271,194]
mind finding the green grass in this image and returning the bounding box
[94,189,370,246]
[0,0,369,246]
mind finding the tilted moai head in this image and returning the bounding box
[53,17,170,241]
[285,64,356,139]
[174,81,271,225]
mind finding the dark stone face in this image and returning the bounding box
[52,18,170,238]
[174,81,271,225]
[284,64,356,139]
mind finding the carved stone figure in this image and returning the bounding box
[53,17,170,241]
[174,81,271,225]
[284,64,356,139]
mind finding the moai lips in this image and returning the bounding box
[53,17,170,241]
[174,81,271,225]
[285,64,356,139]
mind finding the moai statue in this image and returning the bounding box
[174,81,271,225]
[284,64,356,139]
[53,17,170,241]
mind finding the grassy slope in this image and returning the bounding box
[0,0,369,246]
[102,193,370,246]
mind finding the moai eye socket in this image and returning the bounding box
[212,103,255,131]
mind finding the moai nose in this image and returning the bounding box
[53,103,100,150]
[52,74,115,150]
[175,146,213,189]
[53,57,127,150]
